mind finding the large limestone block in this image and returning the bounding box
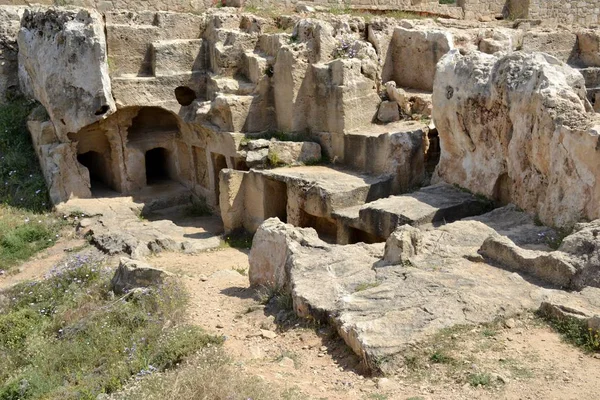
[521,31,577,64]
[152,39,204,76]
[248,218,323,289]
[389,27,453,91]
[18,8,115,139]
[219,169,246,232]
[559,219,600,289]
[268,141,321,165]
[433,50,600,228]
[383,225,422,265]
[209,94,253,132]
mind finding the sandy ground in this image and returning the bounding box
[149,248,600,400]
[2,212,600,400]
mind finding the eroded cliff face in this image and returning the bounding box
[18,8,115,140]
[433,50,600,228]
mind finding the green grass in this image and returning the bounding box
[0,254,223,399]
[429,349,454,364]
[0,98,66,272]
[0,206,65,271]
[111,347,304,400]
[0,98,50,212]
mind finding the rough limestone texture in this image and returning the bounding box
[111,257,173,295]
[388,27,453,91]
[248,214,600,374]
[383,225,422,264]
[268,141,322,165]
[18,8,115,139]
[433,50,600,228]
[248,217,324,290]
[479,235,578,288]
[558,219,600,289]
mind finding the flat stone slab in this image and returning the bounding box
[257,166,392,215]
[250,208,600,375]
[58,187,223,259]
[334,183,491,239]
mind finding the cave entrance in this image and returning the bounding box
[145,147,171,185]
[77,151,114,193]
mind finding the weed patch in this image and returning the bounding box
[0,99,49,211]
[0,206,65,272]
[0,253,222,399]
[538,312,600,352]
[468,372,492,387]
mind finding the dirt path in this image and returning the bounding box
[2,236,600,399]
[151,248,600,400]
[0,236,88,290]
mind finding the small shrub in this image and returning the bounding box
[264,65,274,77]
[468,372,492,387]
[268,151,282,167]
[333,37,358,59]
[482,328,497,337]
[429,349,453,364]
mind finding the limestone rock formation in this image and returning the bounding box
[383,225,422,265]
[111,257,173,294]
[248,217,325,289]
[433,50,600,228]
[249,213,600,374]
[18,8,115,139]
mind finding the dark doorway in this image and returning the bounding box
[77,151,113,192]
[145,148,170,185]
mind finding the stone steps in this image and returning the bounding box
[333,183,493,243]
[207,75,257,99]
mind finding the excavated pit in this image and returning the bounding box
[9,4,600,379]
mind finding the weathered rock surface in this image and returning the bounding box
[387,26,453,91]
[479,235,577,288]
[268,141,321,165]
[377,100,400,123]
[383,225,422,264]
[248,217,325,289]
[433,50,600,228]
[111,257,173,295]
[335,183,492,240]
[249,211,600,374]
[18,8,115,139]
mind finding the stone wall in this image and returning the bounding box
[528,0,600,26]
[0,0,462,17]
[458,0,505,20]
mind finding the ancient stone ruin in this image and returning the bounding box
[2,0,600,376]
